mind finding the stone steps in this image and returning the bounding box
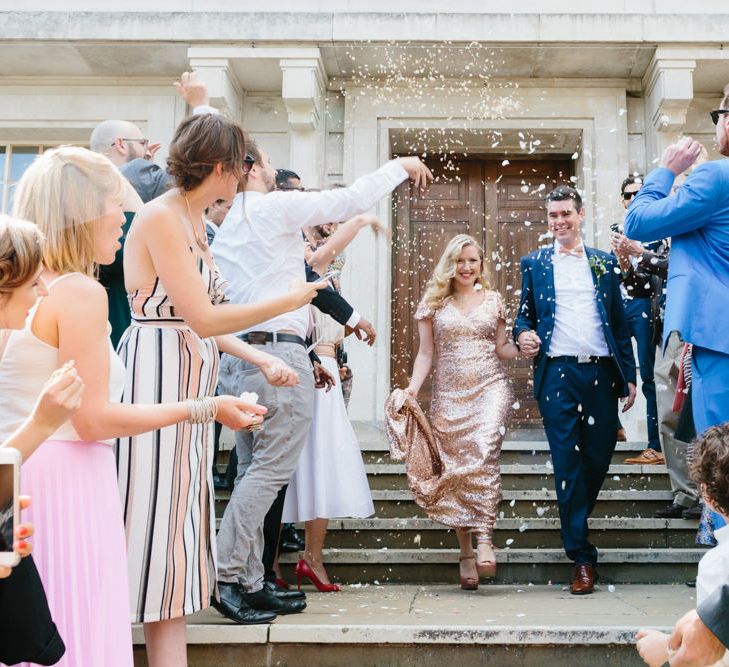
[213,423,691,586]
[275,547,703,585]
[132,584,694,666]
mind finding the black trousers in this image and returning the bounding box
[262,485,288,583]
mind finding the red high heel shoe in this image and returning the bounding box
[275,578,291,590]
[295,558,341,592]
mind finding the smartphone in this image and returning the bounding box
[0,447,21,568]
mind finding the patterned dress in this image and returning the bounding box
[115,255,228,623]
[414,290,514,540]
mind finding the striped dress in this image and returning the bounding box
[115,255,228,623]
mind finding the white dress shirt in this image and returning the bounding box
[211,160,408,338]
[547,240,610,358]
[697,524,729,606]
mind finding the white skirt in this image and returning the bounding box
[283,356,375,522]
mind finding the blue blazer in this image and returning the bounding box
[624,161,729,355]
[513,245,636,400]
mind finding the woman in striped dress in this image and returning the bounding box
[117,112,324,666]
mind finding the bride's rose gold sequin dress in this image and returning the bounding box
[414,290,514,540]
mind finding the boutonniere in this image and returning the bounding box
[588,255,608,280]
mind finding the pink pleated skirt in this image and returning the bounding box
[17,439,133,667]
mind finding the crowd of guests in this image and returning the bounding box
[0,67,727,667]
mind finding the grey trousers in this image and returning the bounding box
[655,331,699,508]
[215,341,314,592]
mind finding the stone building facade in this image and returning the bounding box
[1,4,727,433]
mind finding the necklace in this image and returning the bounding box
[182,192,209,252]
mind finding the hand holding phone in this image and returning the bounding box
[0,447,23,572]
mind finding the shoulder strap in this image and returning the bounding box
[45,271,84,290]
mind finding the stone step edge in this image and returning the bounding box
[364,463,668,475]
[215,489,675,502]
[215,515,697,532]
[326,517,699,531]
[278,548,705,564]
[369,489,675,501]
[132,622,671,646]
[358,441,653,453]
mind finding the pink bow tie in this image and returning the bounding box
[558,244,584,258]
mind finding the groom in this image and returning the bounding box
[514,185,637,595]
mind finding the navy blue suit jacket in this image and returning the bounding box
[513,245,636,399]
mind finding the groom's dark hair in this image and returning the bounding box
[545,185,583,212]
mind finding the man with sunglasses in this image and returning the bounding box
[625,86,729,492]
[611,176,668,466]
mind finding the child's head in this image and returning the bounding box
[690,423,729,519]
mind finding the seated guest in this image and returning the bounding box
[636,423,729,666]
[514,185,636,595]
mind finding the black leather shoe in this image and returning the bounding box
[244,586,307,615]
[264,580,306,600]
[654,503,687,519]
[280,524,305,553]
[682,506,702,520]
[211,582,277,625]
[213,470,232,493]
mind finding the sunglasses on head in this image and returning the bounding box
[710,109,729,125]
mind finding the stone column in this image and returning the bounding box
[280,56,326,187]
[642,52,696,166]
[187,55,244,121]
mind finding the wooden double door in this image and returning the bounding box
[391,157,572,426]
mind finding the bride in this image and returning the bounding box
[404,234,533,590]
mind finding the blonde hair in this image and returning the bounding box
[422,234,491,312]
[0,214,44,299]
[12,146,126,277]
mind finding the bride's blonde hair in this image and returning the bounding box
[422,234,491,312]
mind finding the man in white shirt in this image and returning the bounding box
[212,143,432,618]
[514,185,637,595]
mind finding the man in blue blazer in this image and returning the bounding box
[624,98,729,440]
[514,185,637,594]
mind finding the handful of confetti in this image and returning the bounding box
[240,391,263,432]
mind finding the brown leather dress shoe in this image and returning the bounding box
[624,448,665,465]
[570,564,597,595]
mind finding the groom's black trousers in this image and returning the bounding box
[537,357,620,566]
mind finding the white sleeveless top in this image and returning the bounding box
[0,273,126,444]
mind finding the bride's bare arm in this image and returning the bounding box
[406,318,434,397]
[130,206,324,339]
[494,319,522,360]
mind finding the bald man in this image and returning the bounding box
[90,119,172,204]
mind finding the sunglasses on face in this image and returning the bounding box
[241,155,256,175]
[710,109,729,125]
[622,191,638,200]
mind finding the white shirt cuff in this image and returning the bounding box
[192,104,218,116]
[346,310,361,328]
[384,160,409,184]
